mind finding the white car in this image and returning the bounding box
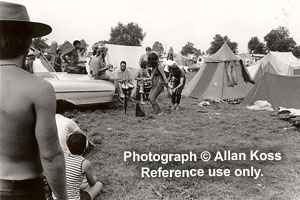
[31,49,115,106]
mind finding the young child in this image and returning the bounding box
[135,60,151,104]
[53,133,102,200]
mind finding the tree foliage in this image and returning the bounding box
[181,42,201,56]
[152,41,164,54]
[109,22,146,46]
[207,34,238,54]
[264,26,296,52]
[32,37,50,51]
[248,37,266,54]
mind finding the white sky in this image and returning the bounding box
[6,0,300,53]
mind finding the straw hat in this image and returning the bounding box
[0,1,52,37]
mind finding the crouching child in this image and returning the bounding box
[53,133,102,200]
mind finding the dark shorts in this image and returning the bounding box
[0,177,46,200]
[80,191,91,200]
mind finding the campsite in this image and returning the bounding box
[58,43,300,199]
[65,72,300,199]
[43,42,300,199]
[2,1,300,200]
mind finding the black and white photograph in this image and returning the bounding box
[1,0,300,199]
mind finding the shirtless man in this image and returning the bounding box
[0,2,67,200]
[61,40,81,73]
[92,45,113,80]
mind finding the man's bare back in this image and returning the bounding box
[0,2,67,199]
[0,66,55,179]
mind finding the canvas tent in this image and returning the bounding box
[182,42,254,101]
[105,44,145,78]
[248,51,300,82]
[242,72,300,109]
[174,54,187,66]
[59,41,73,53]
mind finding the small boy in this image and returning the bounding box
[53,133,102,200]
[135,60,151,104]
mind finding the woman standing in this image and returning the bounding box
[148,52,168,115]
[168,61,186,110]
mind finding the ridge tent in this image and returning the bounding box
[182,42,254,101]
[248,51,300,81]
[242,72,300,109]
[59,41,73,53]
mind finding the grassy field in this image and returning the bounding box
[62,72,300,200]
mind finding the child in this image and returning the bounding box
[135,60,151,104]
[53,133,102,200]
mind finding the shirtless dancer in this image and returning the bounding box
[0,2,67,200]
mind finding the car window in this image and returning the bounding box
[34,55,55,73]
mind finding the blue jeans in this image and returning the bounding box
[149,83,164,114]
[0,178,46,200]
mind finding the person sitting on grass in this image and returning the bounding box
[135,60,151,104]
[53,133,103,200]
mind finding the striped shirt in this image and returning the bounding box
[53,153,85,200]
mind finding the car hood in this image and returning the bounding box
[35,72,115,92]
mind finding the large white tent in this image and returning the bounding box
[248,51,300,82]
[105,44,145,78]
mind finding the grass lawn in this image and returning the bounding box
[62,72,300,200]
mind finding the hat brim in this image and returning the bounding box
[0,20,52,38]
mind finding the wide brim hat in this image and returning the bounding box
[0,1,52,37]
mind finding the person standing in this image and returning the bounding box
[61,40,81,73]
[167,61,186,110]
[54,49,62,72]
[88,48,98,76]
[0,2,67,200]
[77,47,87,74]
[139,47,152,66]
[148,52,168,115]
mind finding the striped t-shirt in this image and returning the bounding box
[53,153,85,200]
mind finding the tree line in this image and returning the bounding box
[32,22,300,58]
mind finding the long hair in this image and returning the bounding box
[148,52,159,68]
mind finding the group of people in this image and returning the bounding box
[137,47,187,114]
[87,44,187,112]
[0,2,101,200]
[0,2,187,200]
[53,40,88,74]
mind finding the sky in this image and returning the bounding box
[5,0,300,53]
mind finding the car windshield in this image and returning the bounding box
[29,48,55,73]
